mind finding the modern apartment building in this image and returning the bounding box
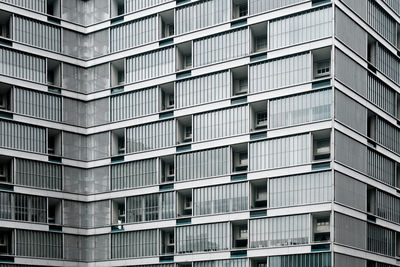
[0,0,399,266]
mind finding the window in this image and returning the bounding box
[111,59,125,87]
[161,83,174,111]
[160,155,175,183]
[233,143,248,172]
[232,0,248,19]
[256,112,268,128]
[312,47,331,79]
[176,42,192,71]
[177,189,192,217]
[159,10,174,38]
[0,11,12,39]
[315,61,330,77]
[312,130,331,161]
[177,115,192,144]
[232,66,248,96]
[232,221,248,248]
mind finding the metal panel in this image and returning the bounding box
[269,6,333,50]
[367,224,396,256]
[335,131,367,173]
[176,71,230,109]
[249,214,309,248]
[249,0,307,15]
[111,229,158,259]
[383,0,400,15]
[62,29,109,60]
[111,87,159,122]
[269,171,332,208]
[126,119,175,153]
[111,15,158,52]
[335,48,367,97]
[376,190,400,224]
[86,98,110,127]
[14,87,61,122]
[193,28,248,67]
[193,182,248,216]
[249,52,311,93]
[64,200,110,228]
[270,253,331,267]
[335,8,367,59]
[367,149,396,186]
[62,63,110,94]
[64,166,109,194]
[367,74,396,116]
[367,0,397,45]
[64,234,109,261]
[335,212,366,249]
[335,171,367,212]
[376,43,400,85]
[194,259,248,267]
[14,15,61,52]
[62,0,109,26]
[176,146,230,181]
[0,47,46,84]
[334,254,366,267]
[250,134,310,171]
[0,0,46,13]
[270,89,332,129]
[339,0,367,19]
[63,132,109,161]
[0,120,46,153]
[176,222,229,253]
[335,90,367,135]
[376,117,400,155]
[16,230,63,259]
[111,158,158,190]
[62,98,86,127]
[125,0,170,13]
[193,105,248,142]
[176,0,230,34]
[15,158,62,190]
[126,47,174,83]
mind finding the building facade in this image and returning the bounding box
[0,0,399,266]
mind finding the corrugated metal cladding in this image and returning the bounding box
[64,200,110,228]
[376,43,400,85]
[62,0,109,26]
[250,134,310,171]
[339,0,367,19]
[269,89,332,129]
[193,28,248,67]
[269,6,333,50]
[249,214,309,248]
[0,47,46,84]
[111,87,158,122]
[335,8,367,59]
[14,15,61,52]
[63,132,109,161]
[64,234,109,261]
[376,189,400,224]
[367,74,396,116]
[0,0,46,13]
[64,166,109,194]
[335,90,367,135]
[249,52,311,93]
[270,253,331,267]
[269,171,332,208]
[111,15,157,53]
[0,192,47,223]
[14,87,61,122]
[383,0,400,15]
[176,71,230,109]
[249,0,306,15]
[367,149,396,186]
[335,48,367,97]
[334,212,366,249]
[193,105,248,142]
[176,146,230,181]
[176,0,230,35]
[16,229,62,259]
[125,0,170,13]
[111,158,157,190]
[0,120,46,153]
[15,158,62,190]
[334,254,366,267]
[376,117,400,155]
[335,131,367,173]
[195,259,248,267]
[367,224,396,257]
[111,229,158,259]
[126,192,174,222]
[126,119,175,153]
[176,222,229,253]
[62,63,110,94]
[193,182,248,216]
[335,172,367,212]
[62,29,109,60]
[367,0,397,45]
[126,47,174,83]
